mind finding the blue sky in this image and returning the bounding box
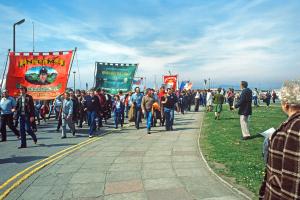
[0,0,299,89]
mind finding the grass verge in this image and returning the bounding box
[200,104,286,199]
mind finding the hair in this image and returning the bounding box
[217,88,222,93]
[241,81,248,88]
[119,90,123,95]
[135,87,140,92]
[280,80,300,107]
[20,86,27,92]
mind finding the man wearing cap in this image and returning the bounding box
[37,67,50,85]
[15,86,37,148]
[0,89,20,142]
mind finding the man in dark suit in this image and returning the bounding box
[234,81,252,140]
[15,86,37,148]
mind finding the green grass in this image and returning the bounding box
[200,104,286,198]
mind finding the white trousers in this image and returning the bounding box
[240,115,250,137]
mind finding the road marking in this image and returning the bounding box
[0,137,100,200]
[0,137,97,190]
[0,124,131,199]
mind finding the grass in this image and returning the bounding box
[200,104,286,198]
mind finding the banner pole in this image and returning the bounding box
[1,49,11,91]
[93,62,97,88]
[67,47,77,88]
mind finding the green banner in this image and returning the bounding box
[95,62,137,94]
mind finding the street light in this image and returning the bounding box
[13,19,25,52]
[73,71,76,91]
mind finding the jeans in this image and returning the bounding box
[134,106,142,129]
[19,115,37,147]
[114,108,122,128]
[253,96,258,106]
[87,111,96,136]
[164,107,174,130]
[145,111,152,130]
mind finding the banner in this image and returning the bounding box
[6,51,73,100]
[132,77,145,92]
[95,62,137,94]
[179,81,193,91]
[163,75,177,90]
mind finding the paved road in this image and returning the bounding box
[0,118,117,186]
[5,111,247,200]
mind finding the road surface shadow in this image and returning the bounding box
[0,156,47,164]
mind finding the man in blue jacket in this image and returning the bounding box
[234,81,252,140]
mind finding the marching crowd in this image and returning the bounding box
[0,82,278,148]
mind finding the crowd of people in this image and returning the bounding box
[0,83,279,148]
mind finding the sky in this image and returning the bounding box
[0,0,299,89]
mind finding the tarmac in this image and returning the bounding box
[6,111,248,200]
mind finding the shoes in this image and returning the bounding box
[0,139,7,142]
[34,139,37,144]
[215,116,217,120]
[72,132,75,136]
[241,136,251,140]
[61,136,66,139]
[89,135,93,138]
[18,146,27,149]
[147,129,151,134]
[56,129,60,132]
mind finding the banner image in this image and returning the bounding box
[179,81,193,91]
[163,75,178,90]
[95,62,137,94]
[6,51,73,100]
[132,77,145,91]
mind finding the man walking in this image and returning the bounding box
[142,89,155,134]
[234,81,253,140]
[15,86,37,148]
[131,87,144,129]
[83,89,100,137]
[61,92,75,139]
[0,89,20,142]
[162,88,178,131]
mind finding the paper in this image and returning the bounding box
[260,127,276,138]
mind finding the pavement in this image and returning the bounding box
[5,111,248,200]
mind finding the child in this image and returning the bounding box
[113,95,123,129]
[152,101,161,126]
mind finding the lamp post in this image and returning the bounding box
[73,71,76,91]
[13,19,25,52]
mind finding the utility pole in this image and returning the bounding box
[32,21,35,52]
[13,19,25,52]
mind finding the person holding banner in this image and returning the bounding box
[15,86,37,148]
[0,89,20,142]
[142,88,155,134]
[61,92,75,139]
[131,87,144,129]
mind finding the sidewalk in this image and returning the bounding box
[7,111,247,200]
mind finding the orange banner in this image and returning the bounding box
[6,51,73,100]
[163,75,178,90]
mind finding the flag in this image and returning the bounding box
[6,51,73,100]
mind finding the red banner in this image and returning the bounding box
[163,75,178,90]
[6,51,73,100]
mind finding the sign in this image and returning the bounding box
[179,81,193,91]
[95,62,137,94]
[6,51,73,100]
[163,75,177,90]
[132,77,145,91]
